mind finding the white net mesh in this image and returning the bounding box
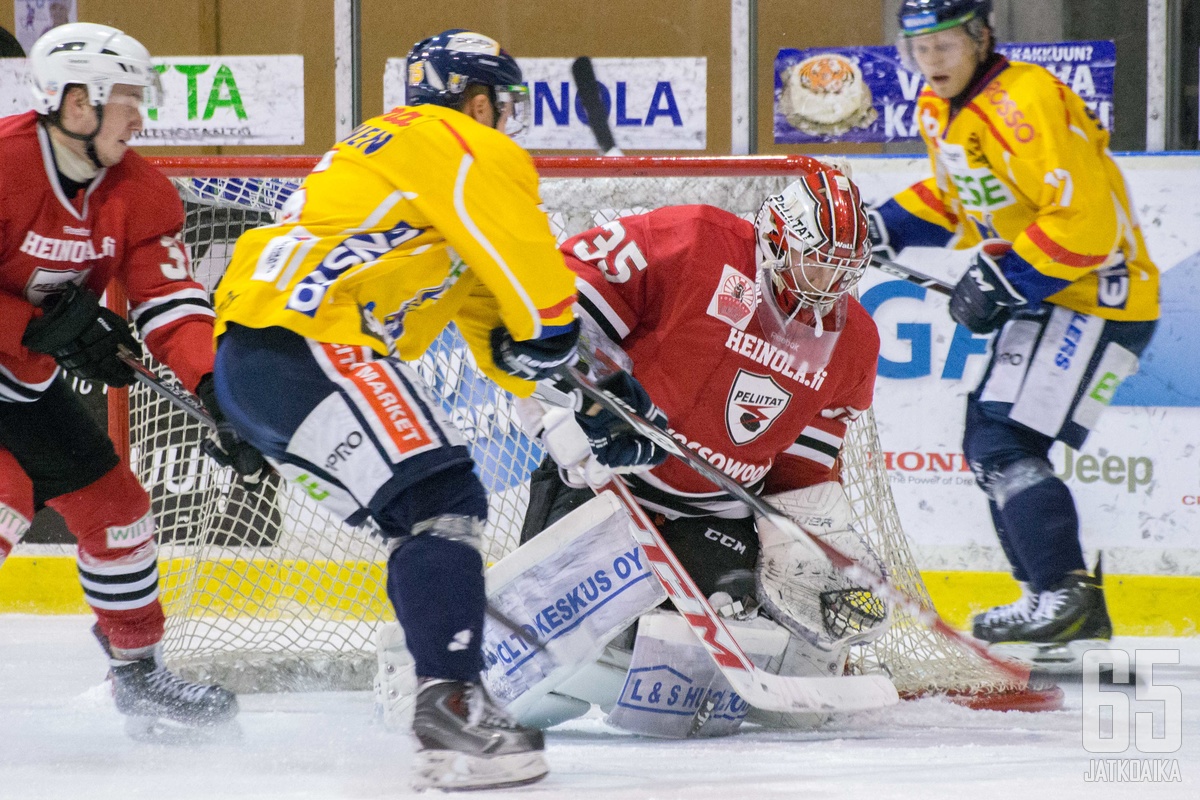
[131,161,1029,702]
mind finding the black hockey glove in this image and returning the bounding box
[865,205,896,261]
[21,282,142,387]
[949,242,1026,334]
[490,319,580,382]
[195,374,270,486]
[576,371,669,471]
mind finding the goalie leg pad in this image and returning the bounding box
[482,492,666,725]
[373,621,417,731]
[46,463,164,651]
[606,611,793,738]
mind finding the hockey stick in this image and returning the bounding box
[562,365,1032,686]
[120,346,554,669]
[571,57,623,156]
[870,254,952,296]
[599,473,898,713]
[118,349,217,430]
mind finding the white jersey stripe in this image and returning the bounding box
[784,441,838,467]
[798,425,842,449]
[137,304,216,337]
[0,361,59,401]
[85,585,160,611]
[452,154,542,338]
[128,288,212,322]
[576,278,631,339]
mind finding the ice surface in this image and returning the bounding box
[1,616,1196,799]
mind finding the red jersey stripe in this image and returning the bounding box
[1026,224,1107,268]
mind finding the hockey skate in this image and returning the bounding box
[94,625,238,742]
[411,678,548,791]
[971,583,1038,643]
[986,565,1113,673]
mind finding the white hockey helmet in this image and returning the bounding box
[754,167,871,322]
[28,22,162,114]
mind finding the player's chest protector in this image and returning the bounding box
[1,176,123,306]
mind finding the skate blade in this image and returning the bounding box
[124,714,243,745]
[412,750,548,792]
[991,640,1136,683]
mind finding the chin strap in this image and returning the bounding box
[44,105,106,173]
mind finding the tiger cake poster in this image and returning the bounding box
[773,41,1114,144]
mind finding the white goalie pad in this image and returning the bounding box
[606,611,773,738]
[374,492,666,731]
[604,610,849,737]
[373,621,416,731]
[482,492,667,724]
[756,482,891,652]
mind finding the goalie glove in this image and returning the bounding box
[755,482,889,651]
[948,240,1026,334]
[21,282,142,387]
[195,374,269,486]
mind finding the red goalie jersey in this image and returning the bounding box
[562,204,880,518]
[0,111,214,402]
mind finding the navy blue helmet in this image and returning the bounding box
[405,29,523,108]
[897,0,992,37]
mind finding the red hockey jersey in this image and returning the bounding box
[0,112,214,402]
[562,205,879,518]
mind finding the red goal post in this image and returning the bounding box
[102,154,1060,711]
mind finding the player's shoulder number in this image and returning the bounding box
[572,220,648,284]
[158,236,191,280]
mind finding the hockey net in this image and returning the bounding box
[114,155,1056,709]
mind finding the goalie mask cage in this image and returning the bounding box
[111,154,1058,711]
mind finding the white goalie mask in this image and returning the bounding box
[754,169,871,339]
[28,22,163,114]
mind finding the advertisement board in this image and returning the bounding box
[773,41,1114,144]
[385,56,707,151]
[0,55,305,145]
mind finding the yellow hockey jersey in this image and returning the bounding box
[883,58,1158,321]
[213,103,576,396]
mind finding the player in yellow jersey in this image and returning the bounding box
[210,29,662,790]
[869,1,1159,665]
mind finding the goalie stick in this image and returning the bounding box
[571,57,623,156]
[561,365,1033,687]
